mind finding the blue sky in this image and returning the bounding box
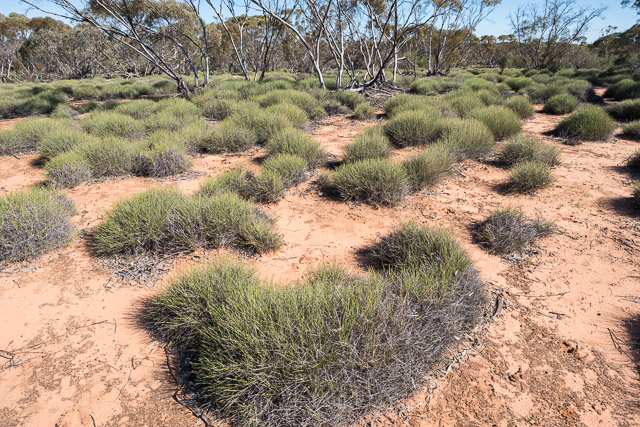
[3,0,638,42]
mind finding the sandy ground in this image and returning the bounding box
[1,93,639,426]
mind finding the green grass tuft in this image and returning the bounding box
[504,96,534,119]
[437,118,495,159]
[332,158,409,205]
[510,161,553,192]
[402,144,455,190]
[543,94,579,115]
[471,105,521,140]
[343,126,391,163]
[265,128,324,167]
[556,105,615,141]
[384,108,443,147]
[498,134,559,166]
[622,120,640,140]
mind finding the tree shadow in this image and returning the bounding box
[623,311,640,378]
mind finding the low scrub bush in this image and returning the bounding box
[203,119,257,153]
[115,99,161,119]
[265,103,309,129]
[471,106,521,140]
[92,188,281,255]
[335,91,365,109]
[332,158,409,205]
[145,222,483,426]
[40,127,89,161]
[555,105,615,141]
[510,161,553,192]
[622,120,640,140]
[498,134,559,166]
[604,79,640,101]
[354,102,375,120]
[45,151,92,188]
[402,144,455,190]
[605,100,640,122]
[0,118,65,155]
[132,141,191,177]
[437,118,495,159]
[74,137,135,178]
[384,108,443,146]
[444,91,484,117]
[0,188,75,262]
[246,170,286,203]
[543,94,579,115]
[81,111,145,138]
[504,77,534,92]
[262,153,308,187]
[343,126,391,163]
[265,128,324,167]
[198,168,253,197]
[504,96,534,119]
[475,206,554,254]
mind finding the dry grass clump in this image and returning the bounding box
[626,150,640,172]
[498,134,559,166]
[475,206,554,254]
[634,182,640,206]
[92,187,281,256]
[504,77,534,91]
[0,188,75,262]
[384,108,443,147]
[50,104,76,119]
[203,119,257,153]
[256,89,320,115]
[261,154,308,187]
[471,105,521,140]
[437,118,495,159]
[604,79,640,101]
[115,99,161,119]
[402,144,455,190]
[605,99,640,122]
[265,128,325,167]
[145,222,484,426]
[265,103,309,129]
[132,140,191,177]
[198,168,253,197]
[331,158,409,205]
[343,126,391,163]
[555,105,615,141]
[0,118,66,155]
[543,94,579,115]
[245,171,287,203]
[354,102,375,120]
[444,91,484,117]
[74,137,135,178]
[39,127,89,161]
[384,94,433,118]
[230,103,290,143]
[45,152,92,188]
[510,161,553,192]
[335,91,365,109]
[81,111,146,138]
[504,96,534,119]
[622,121,640,140]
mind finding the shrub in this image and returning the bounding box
[265,103,309,129]
[143,109,195,132]
[604,79,640,101]
[0,118,65,155]
[39,127,89,161]
[262,153,308,187]
[410,78,440,95]
[498,134,559,166]
[384,94,432,118]
[384,108,442,147]
[528,82,566,103]
[256,89,320,115]
[74,137,134,177]
[475,206,554,254]
[510,161,553,192]
[471,105,521,140]
[475,89,503,106]
[0,188,75,262]
[132,141,191,177]
[198,168,253,197]
[50,103,76,119]
[230,104,290,143]
[402,144,455,190]
[265,128,324,167]
[92,188,281,255]
[335,91,365,109]
[354,102,375,120]
[504,96,534,119]
[462,78,497,92]
[246,170,286,203]
[565,80,593,101]
[199,98,235,121]
[332,158,409,205]
[81,111,145,138]
[605,100,640,122]
[556,105,615,141]
[343,127,391,163]
[45,151,92,188]
[623,120,640,140]
[437,118,495,159]
[180,121,209,152]
[115,99,161,119]
[145,223,483,426]
[444,91,484,117]
[543,94,579,115]
[203,119,257,153]
[504,77,534,91]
